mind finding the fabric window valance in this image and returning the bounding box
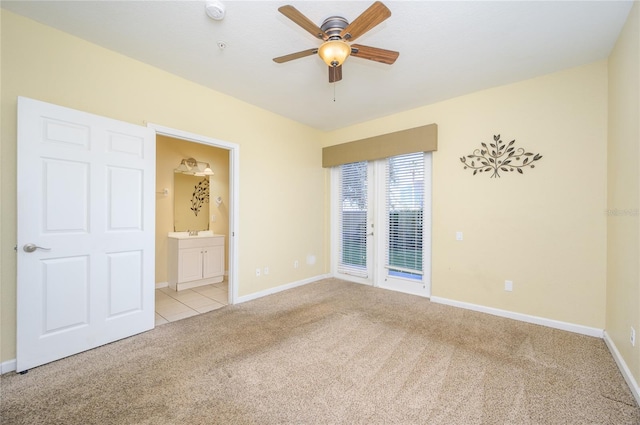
[322,123,437,168]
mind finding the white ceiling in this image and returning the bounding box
[2,0,633,131]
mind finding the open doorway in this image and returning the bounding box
[149,124,239,325]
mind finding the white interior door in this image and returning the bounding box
[16,97,155,372]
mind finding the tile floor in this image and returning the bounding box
[155,281,228,326]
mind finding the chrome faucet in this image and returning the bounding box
[188,230,199,236]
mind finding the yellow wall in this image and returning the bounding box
[607,2,640,387]
[156,136,230,284]
[0,11,325,362]
[324,61,608,329]
[0,6,636,379]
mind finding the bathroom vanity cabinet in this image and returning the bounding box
[168,234,225,291]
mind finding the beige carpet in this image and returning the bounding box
[1,278,639,424]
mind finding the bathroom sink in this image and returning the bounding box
[168,231,215,239]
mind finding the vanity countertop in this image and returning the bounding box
[168,231,222,239]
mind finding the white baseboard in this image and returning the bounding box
[1,358,17,374]
[5,284,637,406]
[603,331,640,406]
[430,296,604,338]
[235,274,330,304]
[2,275,328,375]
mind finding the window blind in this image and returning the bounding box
[338,161,369,278]
[385,152,424,279]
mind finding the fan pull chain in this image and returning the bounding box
[333,82,336,102]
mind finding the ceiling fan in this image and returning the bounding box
[273,1,399,83]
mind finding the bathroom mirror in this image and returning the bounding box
[174,173,209,232]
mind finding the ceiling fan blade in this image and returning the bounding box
[351,44,399,65]
[273,48,318,64]
[340,1,391,42]
[329,65,343,83]
[278,5,327,40]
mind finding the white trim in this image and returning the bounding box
[147,123,240,305]
[1,359,17,374]
[604,331,640,406]
[235,274,330,304]
[330,167,339,277]
[155,281,169,289]
[430,296,604,338]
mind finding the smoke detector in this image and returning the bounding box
[205,1,225,21]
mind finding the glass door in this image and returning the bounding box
[332,153,431,296]
[336,161,374,283]
[378,152,431,296]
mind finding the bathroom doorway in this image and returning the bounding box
[150,124,239,325]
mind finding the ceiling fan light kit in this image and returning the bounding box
[318,16,351,67]
[318,40,351,67]
[274,1,398,83]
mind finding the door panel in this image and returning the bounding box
[42,256,90,333]
[107,251,144,317]
[179,248,204,282]
[203,246,224,279]
[42,116,90,148]
[379,153,431,297]
[107,166,143,230]
[43,159,89,232]
[17,97,155,372]
[332,154,431,296]
[335,162,374,284]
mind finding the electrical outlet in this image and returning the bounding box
[505,280,513,292]
[264,267,269,275]
[631,327,636,347]
[255,268,261,277]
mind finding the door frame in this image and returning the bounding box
[148,124,239,304]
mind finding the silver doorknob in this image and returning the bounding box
[23,243,51,253]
